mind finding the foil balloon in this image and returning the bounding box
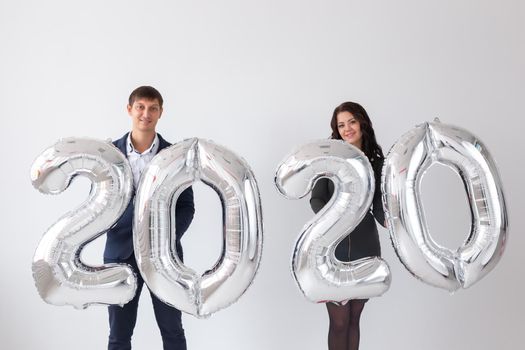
[134,138,263,318]
[31,137,136,309]
[275,140,391,304]
[382,119,508,291]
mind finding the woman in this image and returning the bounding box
[310,101,386,350]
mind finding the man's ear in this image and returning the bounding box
[127,104,132,115]
[159,107,163,119]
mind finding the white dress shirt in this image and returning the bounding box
[126,132,159,189]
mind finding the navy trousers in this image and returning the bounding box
[105,255,187,350]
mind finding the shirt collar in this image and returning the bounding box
[126,132,159,155]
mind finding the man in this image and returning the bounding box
[104,86,194,350]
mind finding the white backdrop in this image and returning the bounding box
[1,1,523,349]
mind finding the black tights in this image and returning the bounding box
[326,300,367,350]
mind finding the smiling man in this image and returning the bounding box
[104,86,194,350]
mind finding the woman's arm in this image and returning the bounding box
[310,178,331,214]
[372,158,386,228]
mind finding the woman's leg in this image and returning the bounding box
[347,299,366,350]
[326,302,351,350]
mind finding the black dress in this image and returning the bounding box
[309,158,385,261]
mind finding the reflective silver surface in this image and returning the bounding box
[31,137,136,309]
[382,120,508,291]
[275,140,391,304]
[134,138,263,318]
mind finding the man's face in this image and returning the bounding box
[128,98,163,133]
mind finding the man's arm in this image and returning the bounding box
[175,186,195,238]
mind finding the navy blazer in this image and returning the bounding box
[104,133,195,261]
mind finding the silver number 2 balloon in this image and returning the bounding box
[31,138,136,309]
[134,138,263,318]
[382,120,508,291]
[275,140,391,304]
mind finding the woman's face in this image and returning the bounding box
[336,111,362,149]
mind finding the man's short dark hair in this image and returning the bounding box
[128,86,164,108]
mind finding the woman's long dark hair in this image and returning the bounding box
[330,101,384,164]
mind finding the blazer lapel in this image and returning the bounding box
[157,133,171,152]
[113,132,129,156]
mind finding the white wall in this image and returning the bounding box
[1,1,523,349]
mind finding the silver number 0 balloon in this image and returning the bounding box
[31,138,136,308]
[275,140,391,303]
[134,138,263,317]
[382,120,508,291]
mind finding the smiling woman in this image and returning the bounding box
[336,111,362,149]
[312,101,386,350]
